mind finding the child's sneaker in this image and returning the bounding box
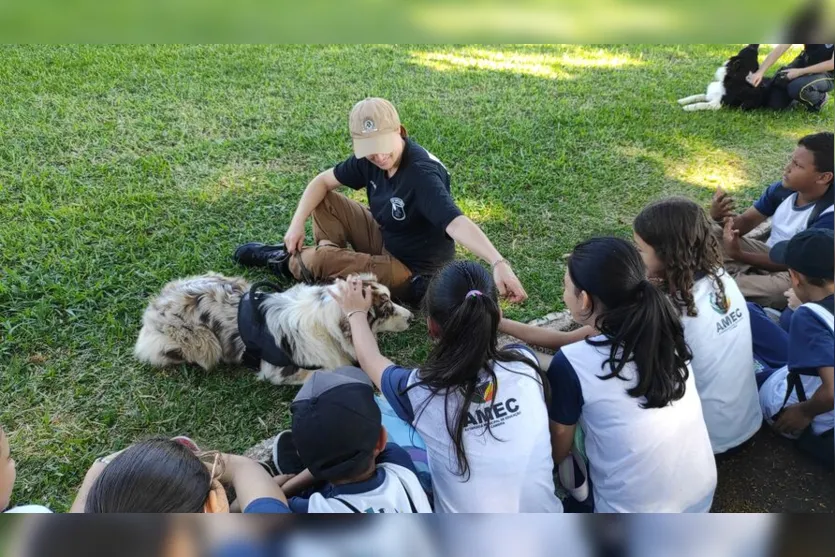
[558,452,590,503]
[259,430,306,477]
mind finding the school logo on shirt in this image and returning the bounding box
[710,290,744,334]
[465,378,521,429]
[709,291,731,315]
[472,378,495,404]
[390,197,406,221]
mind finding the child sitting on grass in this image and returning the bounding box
[634,197,762,456]
[70,437,287,513]
[334,262,563,513]
[1,425,51,513]
[710,131,833,308]
[748,228,834,469]
[547,237,716,512]
[250,366,432,514]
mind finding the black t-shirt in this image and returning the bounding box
[333,139,463,274]
[802,43,834,69]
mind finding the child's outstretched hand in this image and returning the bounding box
[722,217,742,259]
[333,275,373,316]
[710,187,736,221]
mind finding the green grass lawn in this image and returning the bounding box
[1,44,831,511]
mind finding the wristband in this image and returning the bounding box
[346,310,368,320]
[491,258,508,271]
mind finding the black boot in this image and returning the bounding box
[233,242,293,279]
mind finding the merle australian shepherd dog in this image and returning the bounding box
[678,44,782,111]
[134,273,413,385]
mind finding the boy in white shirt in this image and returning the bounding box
[710,132,833,308]
[245,367,432,514]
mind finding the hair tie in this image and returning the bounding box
[465,290,483,299]
[633,280,653,300]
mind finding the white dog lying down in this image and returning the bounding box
[134,273,413,385]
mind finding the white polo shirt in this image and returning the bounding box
[549,337,717,513]
[381,346,563,513]
[682,272,762,453]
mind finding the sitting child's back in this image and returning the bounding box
[388,346,561,513]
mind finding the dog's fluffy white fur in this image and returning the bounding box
[678,66,727,111]
[134,272,412,385]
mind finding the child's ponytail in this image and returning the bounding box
[414,261,547,479]
[569,237,691,409]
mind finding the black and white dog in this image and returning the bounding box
[678,44,776,111]
[134,272,413,385]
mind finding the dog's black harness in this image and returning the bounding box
[237,281,320,371]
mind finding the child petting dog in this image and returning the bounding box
[334,261,563,513]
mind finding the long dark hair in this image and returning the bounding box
[634,197,728,317]
[568,237,691,409]
[85,438,218,513]
[411,260,546,479]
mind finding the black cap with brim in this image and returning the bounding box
[769,228,834,279]
[290,367,381,482]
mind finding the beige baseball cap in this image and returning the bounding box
[349,97,403,158]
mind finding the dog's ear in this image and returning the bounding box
[366,283,396,322]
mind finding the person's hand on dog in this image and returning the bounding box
[747,70,764,87]
[722,217,742,259]
[710,187,736,221]
[283,222,306,254]
[493,261,528,303]
[333,276,373,317]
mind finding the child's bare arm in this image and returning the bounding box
[277,468,318,498]
[222,454,288,511]
[549,421,576,465]
[500,318,594,350]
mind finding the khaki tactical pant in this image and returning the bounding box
[711,224,790,309]
[288,192,413,300]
